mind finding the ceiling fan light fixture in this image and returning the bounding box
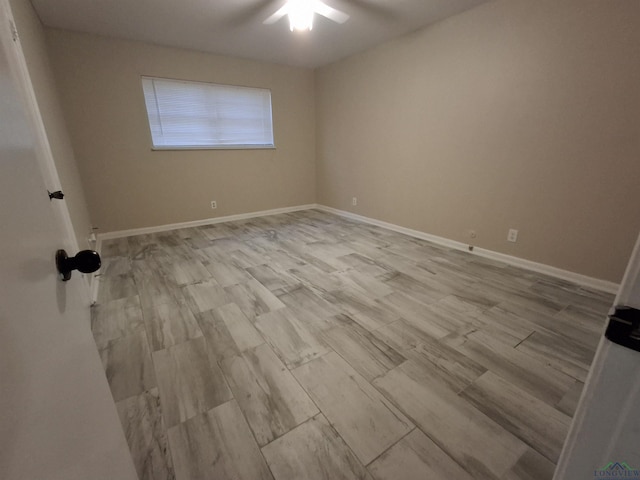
[287,0,314,31]
[263,0,347,31]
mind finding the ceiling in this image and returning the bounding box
[30,0,488,68]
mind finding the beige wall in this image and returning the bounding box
[46,29,316,233]
[316,0,640,283]
[9,0,93,248]
[41,1,639,283]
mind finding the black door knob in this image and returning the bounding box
[56,249,101,281]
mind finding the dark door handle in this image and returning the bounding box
[56,249,101,281]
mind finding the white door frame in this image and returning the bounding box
[554,232,640,479]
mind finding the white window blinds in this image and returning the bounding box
[141,76,274,149]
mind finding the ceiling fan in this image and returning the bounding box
[263,0,350,31]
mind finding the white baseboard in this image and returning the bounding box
[90,235,103,305]
[97,204,318,240]
[316,205,619,294]
[95,202,619,295]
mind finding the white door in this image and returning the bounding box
[554,233,640,479]
[0,2,136,479]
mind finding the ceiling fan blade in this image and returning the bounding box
[227,1,281,27]
[312,0,350,23]
[263,3,290,24]
[334,0,399,22]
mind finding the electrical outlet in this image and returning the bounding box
[352,197,358,206]
[507,228,518,243]
[210,200,217,209]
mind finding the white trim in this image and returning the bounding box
[317,204,471,249]
[98,204,318,240]
[474,248,618,294]
[316,205,619,294]
[90,234,103,305]
[614,232,640,308]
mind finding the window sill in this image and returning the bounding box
[151,145,276,151]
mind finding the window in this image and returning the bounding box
[141,76,274,149]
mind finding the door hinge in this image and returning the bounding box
[9,20,18,42]
[606,306,640,353]
[48,190,65,201]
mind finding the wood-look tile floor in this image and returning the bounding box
[92,210,613,480]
